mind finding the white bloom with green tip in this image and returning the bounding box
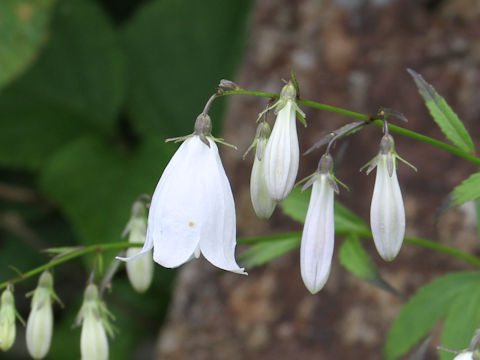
[26,272,60,359]
[0,289,16,352]
[124,201,154,293]
[263,81,305,201]
[77,284,114,360]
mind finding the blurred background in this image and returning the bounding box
[1,0,480,359]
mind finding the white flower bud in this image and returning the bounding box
[26,272,59,359]
[300,154,336,294]
[263,81,304,201]
[77,284,113,360]
[0,289,16,352]
[367,135,405,261]
[249,122,276,219]
[124,202,154,293]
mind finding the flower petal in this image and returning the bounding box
[264,100,299,201]
[300,175,335,294]
[199,140,246,274]
[370,155,405,261]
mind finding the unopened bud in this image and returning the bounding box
[78,284,113,360]
[0,289,16,352]
[26,272,59,359]
[218,79,239,91]
[125,201,154,293]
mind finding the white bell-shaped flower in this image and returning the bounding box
[248,122,276,219]
[300,154,338,294]
[118,114,245,275]
[363,134,414,261]
[263,81,305,201]
[26,272,61,360]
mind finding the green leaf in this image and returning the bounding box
[440,284,480,360]
[39,136,173,247]
[0,0,57,89]
[338,235,376,281]
[0,0,125,168]
[239,234,301,269]
[123,0,252,137]
[385,271,480,360]
[280,186,369,234]
[451,172,480,207]
[408,69,475,154]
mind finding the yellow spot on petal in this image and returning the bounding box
[189,221,195,227]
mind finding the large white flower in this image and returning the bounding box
[454,352,474,360]
[118,115,245,275]
[300,154,336,294]
[364,134,414,261]
[263,81,305,201]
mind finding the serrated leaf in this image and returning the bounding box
[281,186,369,234]
[408,69,475,154]
[338,235,377,280]
[123,0,251,137]
[0,0,125,168]
[451,173,480,207]
[39,136,173,247]
[385,272,480,360]
[440,284,480,360]
[0,0,57,89]
[239,234,301,269]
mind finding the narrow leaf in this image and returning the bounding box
[408,69,475,154]
[385,271,480,360]
[451,173,480,207]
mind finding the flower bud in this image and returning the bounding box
[249,122,276,219]
[367,135,405,261]
[26,272,59,359]
[124,201,154,293]
[263,81,305,201]
[0,288,16,352]
[77,284,114,360]
[300,154,336,294]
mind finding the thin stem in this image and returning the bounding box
[202,93,219,116]
[0,242,142,290]
[220,89,480,166]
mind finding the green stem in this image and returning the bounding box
[221,89,480,166]
[0,242,142,290]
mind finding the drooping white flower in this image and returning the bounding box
[117,114,246,275]
[363,134,414,261]
[77,284,114,360]
[26,272,61,359]
[263,81,305,201]
[123,200,154,293]
[300,154,338,294]
[0,288,16,352]
[248,122,276,219]
[454,352,474,360]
